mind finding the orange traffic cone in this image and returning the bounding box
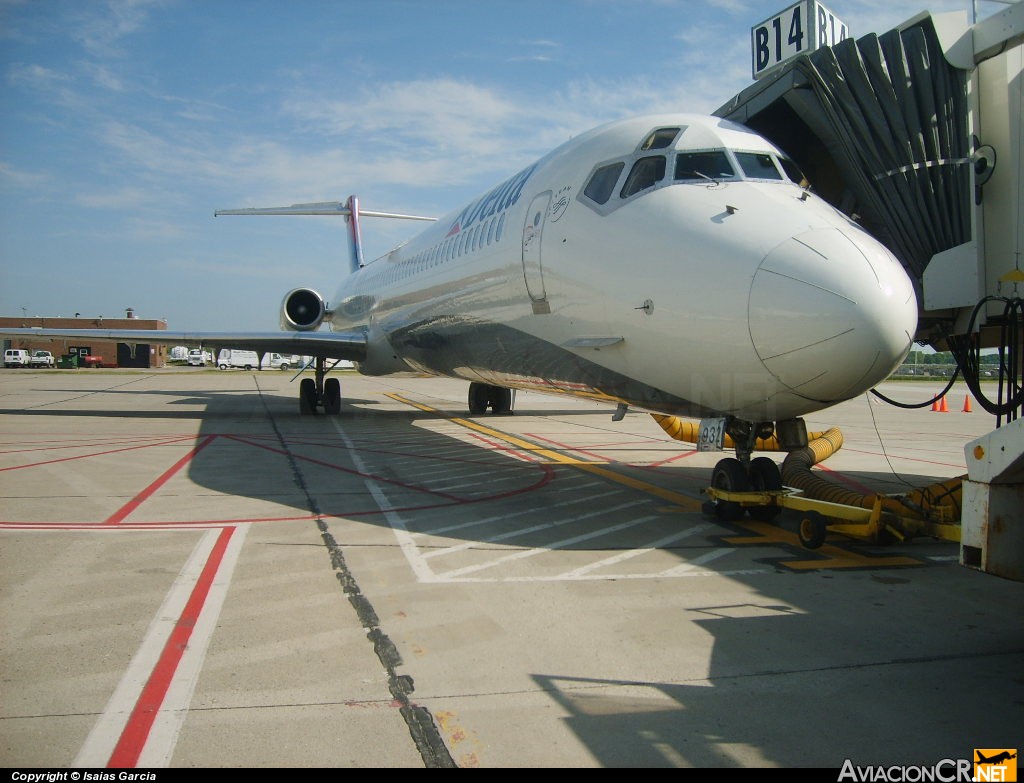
[939,396,949,412]
[963,395,973,413]
[931,395,940,411]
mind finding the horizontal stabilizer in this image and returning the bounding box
[215,203,436,221]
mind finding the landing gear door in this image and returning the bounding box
[522,191,551,302]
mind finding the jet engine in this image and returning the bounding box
[280,287,327,331]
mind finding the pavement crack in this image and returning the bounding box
[255,378,456,768]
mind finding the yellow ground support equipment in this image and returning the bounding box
[652,415,963,549]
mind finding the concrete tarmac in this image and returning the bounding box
[1,368,1021,768]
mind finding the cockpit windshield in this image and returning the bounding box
[580,127,797,215]
[734,151,784,180]
[675,150,736,182]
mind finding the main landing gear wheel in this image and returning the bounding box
[468,382,513,415]
[711,457,749,522]
[747,456,783,521]
[323,377,341,415]
[299,377,318,415]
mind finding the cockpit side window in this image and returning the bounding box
[778,156,807,186]
[735,151,784,180]
[639,127,681,151]
[675,150,735,181]
[583,161,625,205]
[620,155,666,198]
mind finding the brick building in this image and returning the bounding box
[0,308,168,368]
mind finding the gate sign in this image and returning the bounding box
[751,1,850,79]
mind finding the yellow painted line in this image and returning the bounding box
[388,393,597,464]
[387,393,703,510]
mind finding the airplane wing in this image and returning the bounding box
[0,327,367,362]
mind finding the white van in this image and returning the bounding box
[217,349,260,370]
[4,349,30,368]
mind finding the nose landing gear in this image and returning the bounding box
[708,418,783,522]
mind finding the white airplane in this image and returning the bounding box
[1,113,917,494]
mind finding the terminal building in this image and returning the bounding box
[0,308,168,368]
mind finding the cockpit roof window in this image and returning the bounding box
[639,127,682,151]
[675,150,736,181]
[583,161,625,205]
[620,155,666,198]
[735,151,784,180]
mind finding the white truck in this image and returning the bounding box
[29,350,55,368]
[187,349,212,366]
[217,350,305,370]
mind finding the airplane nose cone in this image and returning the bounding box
[749,227,917,402]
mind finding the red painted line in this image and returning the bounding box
[816,463,877,494]
[0,435,181,454]
[106,525,235,768]
[647,450,701,468]
[525,433,610,461]
[222,434,465,501]
[524,431,700,469]
[840,446,967,470]
[0,435,200,472]
[104,436,216,526]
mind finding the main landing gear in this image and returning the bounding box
[708,418,784,522]
[299,356,342,415]
[467,382,514,415]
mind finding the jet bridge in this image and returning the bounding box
[715,3,1023,580]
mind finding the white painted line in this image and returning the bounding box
[439,510,655,578]
[562,523,716,577]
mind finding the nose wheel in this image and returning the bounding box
[709,455,782,522]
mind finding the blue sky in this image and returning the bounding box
[0,0,993,330]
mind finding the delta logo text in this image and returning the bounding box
[837,751,1017,783]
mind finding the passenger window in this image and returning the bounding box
[639,127,681,151]
[675,150,735,181]
[584,162,625,205]
[620,156,666,198]
[735,152,783,180]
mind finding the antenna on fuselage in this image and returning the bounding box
[214,199,437,275]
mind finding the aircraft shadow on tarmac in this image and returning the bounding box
[3,383,964,554]
[150,388,960,584]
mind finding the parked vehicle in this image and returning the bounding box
[29,350,55,368]
[187,349,212,366]
[268,353,304,370]
[217,350,306,370]
[4,349,30,368]
[217,349,260,370]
